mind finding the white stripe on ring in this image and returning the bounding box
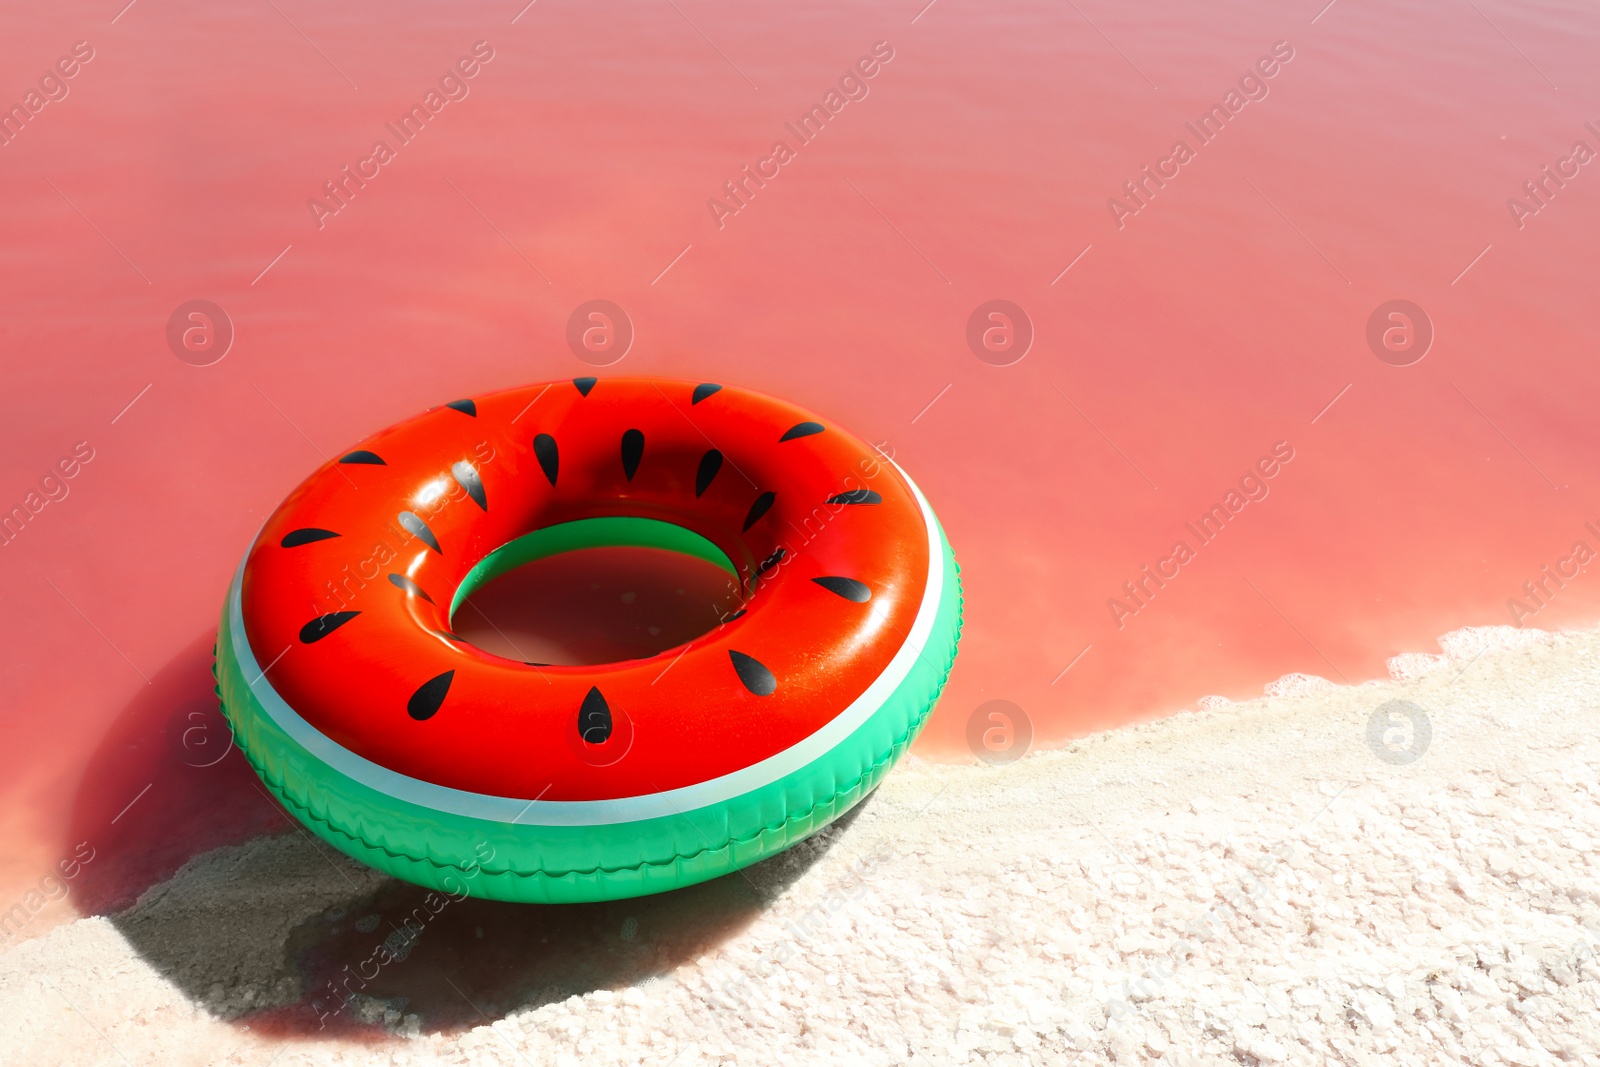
[226,461,947,827]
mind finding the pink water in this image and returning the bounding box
[3,0,1599,922]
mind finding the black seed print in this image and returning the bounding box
[534,434,559,486]
[387,573,435,603]
[691,383,722,405]
[742,491,775,532]
[812,576,872,602]
[573,377,597,397]
[281,528,340,548]
[578,686,613,744]
[299,611,360,643]
[339,450,386,465]
[757,548,786,576]
[408,671,454,720]
[827,489,882,506]
[779,422,824,442]
[695,449,723,497]
[729,651,777,696]
[451,461,487,510]
[446,399,477,417]
[621,429,645,481]
[398,511,442,554]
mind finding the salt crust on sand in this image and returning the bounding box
[3,624,1598,1066]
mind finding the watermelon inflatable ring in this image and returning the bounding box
[216,377,962,903]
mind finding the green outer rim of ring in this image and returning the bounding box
[213,517,962,904]
[448,517,739,624]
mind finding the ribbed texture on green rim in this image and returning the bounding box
[213,524,962,904]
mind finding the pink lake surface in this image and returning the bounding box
[2,0,1599,919]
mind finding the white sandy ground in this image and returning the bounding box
[3,624,1599,1066]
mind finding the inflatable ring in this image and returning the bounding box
[215,377,961,903]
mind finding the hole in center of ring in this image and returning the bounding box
[449,518,745,668]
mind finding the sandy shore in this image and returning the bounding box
[3,623,1599,1066]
